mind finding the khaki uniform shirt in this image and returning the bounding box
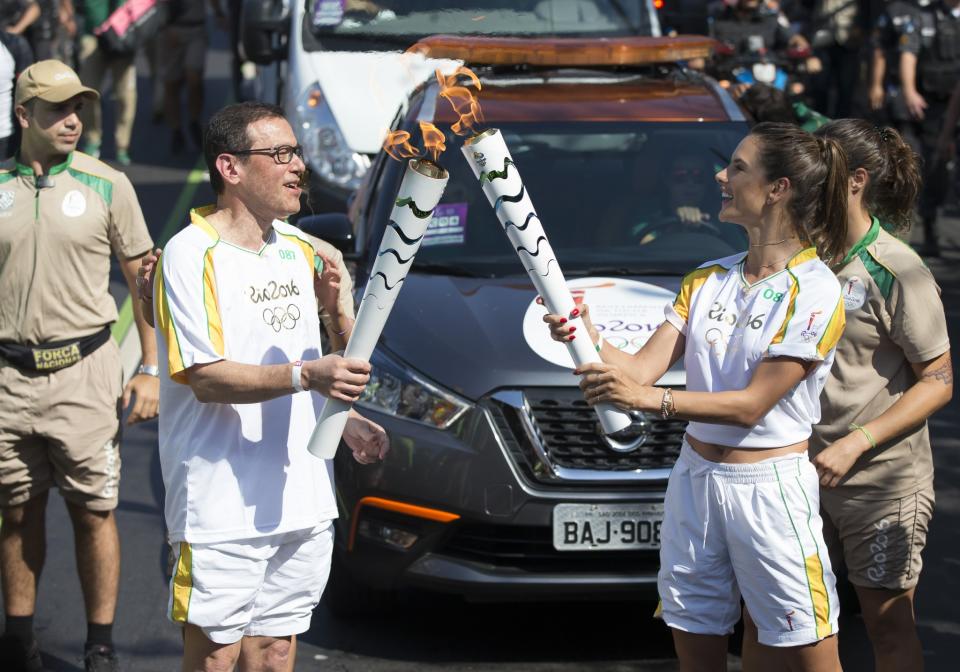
[810,219,950,499]
[0,152,151,344]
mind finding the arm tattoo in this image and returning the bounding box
[922,361,954,385]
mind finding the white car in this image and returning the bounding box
[240,0,662,214]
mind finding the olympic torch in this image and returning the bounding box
[462,129,631,435]
[307,156,449,459]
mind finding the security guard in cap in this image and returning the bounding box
[900,0,960,256]
[0,60,157,671]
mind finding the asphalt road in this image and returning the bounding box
[4,37,960,672]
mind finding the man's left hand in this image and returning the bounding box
[123,373,160,425]
[344,412,389,464]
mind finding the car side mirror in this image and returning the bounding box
[240,0,290,65]
[297,214,357,258]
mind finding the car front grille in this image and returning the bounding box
[440,522,660,574]
[486,387,685,486]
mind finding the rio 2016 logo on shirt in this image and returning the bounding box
[248,279,301,304]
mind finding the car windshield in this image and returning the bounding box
[304,0,660,51]
[376,121,748,277]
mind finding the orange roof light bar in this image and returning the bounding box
[410,35,717,67]
[348,496,460,551]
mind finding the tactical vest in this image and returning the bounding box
[710,12,782,54]
[918,7,960,96]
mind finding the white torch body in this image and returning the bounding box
[307,159,449,459]
[461,129,631,435]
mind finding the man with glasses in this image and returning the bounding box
[152,101,387,670]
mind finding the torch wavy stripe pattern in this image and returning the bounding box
[371,271,404,291]
[377,248,415,264]
[504,211,539,233]
[479,157,515,184]
[494,184,526,212]
[386,220,425,245]
[527,257,557,278]
[394,196,433,219]
[516,235,548,257]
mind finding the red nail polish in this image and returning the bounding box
[569,326,576,333]
[570,335,576,341]
[570,308,580,318]
[559,318,567,324]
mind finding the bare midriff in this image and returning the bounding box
[686,433,808,464]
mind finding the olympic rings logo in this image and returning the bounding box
[262,304,301,332]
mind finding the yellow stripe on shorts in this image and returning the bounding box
[805,553,832,638]
[171,542,193,623]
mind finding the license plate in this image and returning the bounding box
[552,503,664,551]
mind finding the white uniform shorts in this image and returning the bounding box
[658,442,839,647]
[167,523,334,644]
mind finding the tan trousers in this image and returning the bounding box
[78,35,137,151]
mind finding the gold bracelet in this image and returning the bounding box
[660,388,676,419]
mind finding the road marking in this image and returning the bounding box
[115,155,209,383]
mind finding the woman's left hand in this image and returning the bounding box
[314,249,343,317]
[575,362,652,412]
[811,433,867,488]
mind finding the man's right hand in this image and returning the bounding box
[904,89,928,119]
[303,355,371,402]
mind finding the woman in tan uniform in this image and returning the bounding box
[744,119,953,671]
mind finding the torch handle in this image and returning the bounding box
[307,399,352,460]
[528,272,632,435]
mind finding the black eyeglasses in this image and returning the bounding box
[229,144,304,164]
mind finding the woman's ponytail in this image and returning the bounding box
[750,122,849,263]
[815,119,921,234]
[812,136,850,263]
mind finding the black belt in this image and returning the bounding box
[0,327,112,372]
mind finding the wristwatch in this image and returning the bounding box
[138,364,160,377]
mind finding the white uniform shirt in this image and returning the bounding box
[155,207,337,544]
[665,248,845,448]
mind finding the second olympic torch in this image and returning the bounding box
[307,158,449,459]
[462,129,631,435]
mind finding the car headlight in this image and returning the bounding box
[295,83,371,191]
[357,349,470,430]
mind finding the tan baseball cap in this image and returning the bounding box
[15,60,100,106]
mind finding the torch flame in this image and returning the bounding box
[419,122,446,162]
[382,130,420,161]
[435,67,485,137]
